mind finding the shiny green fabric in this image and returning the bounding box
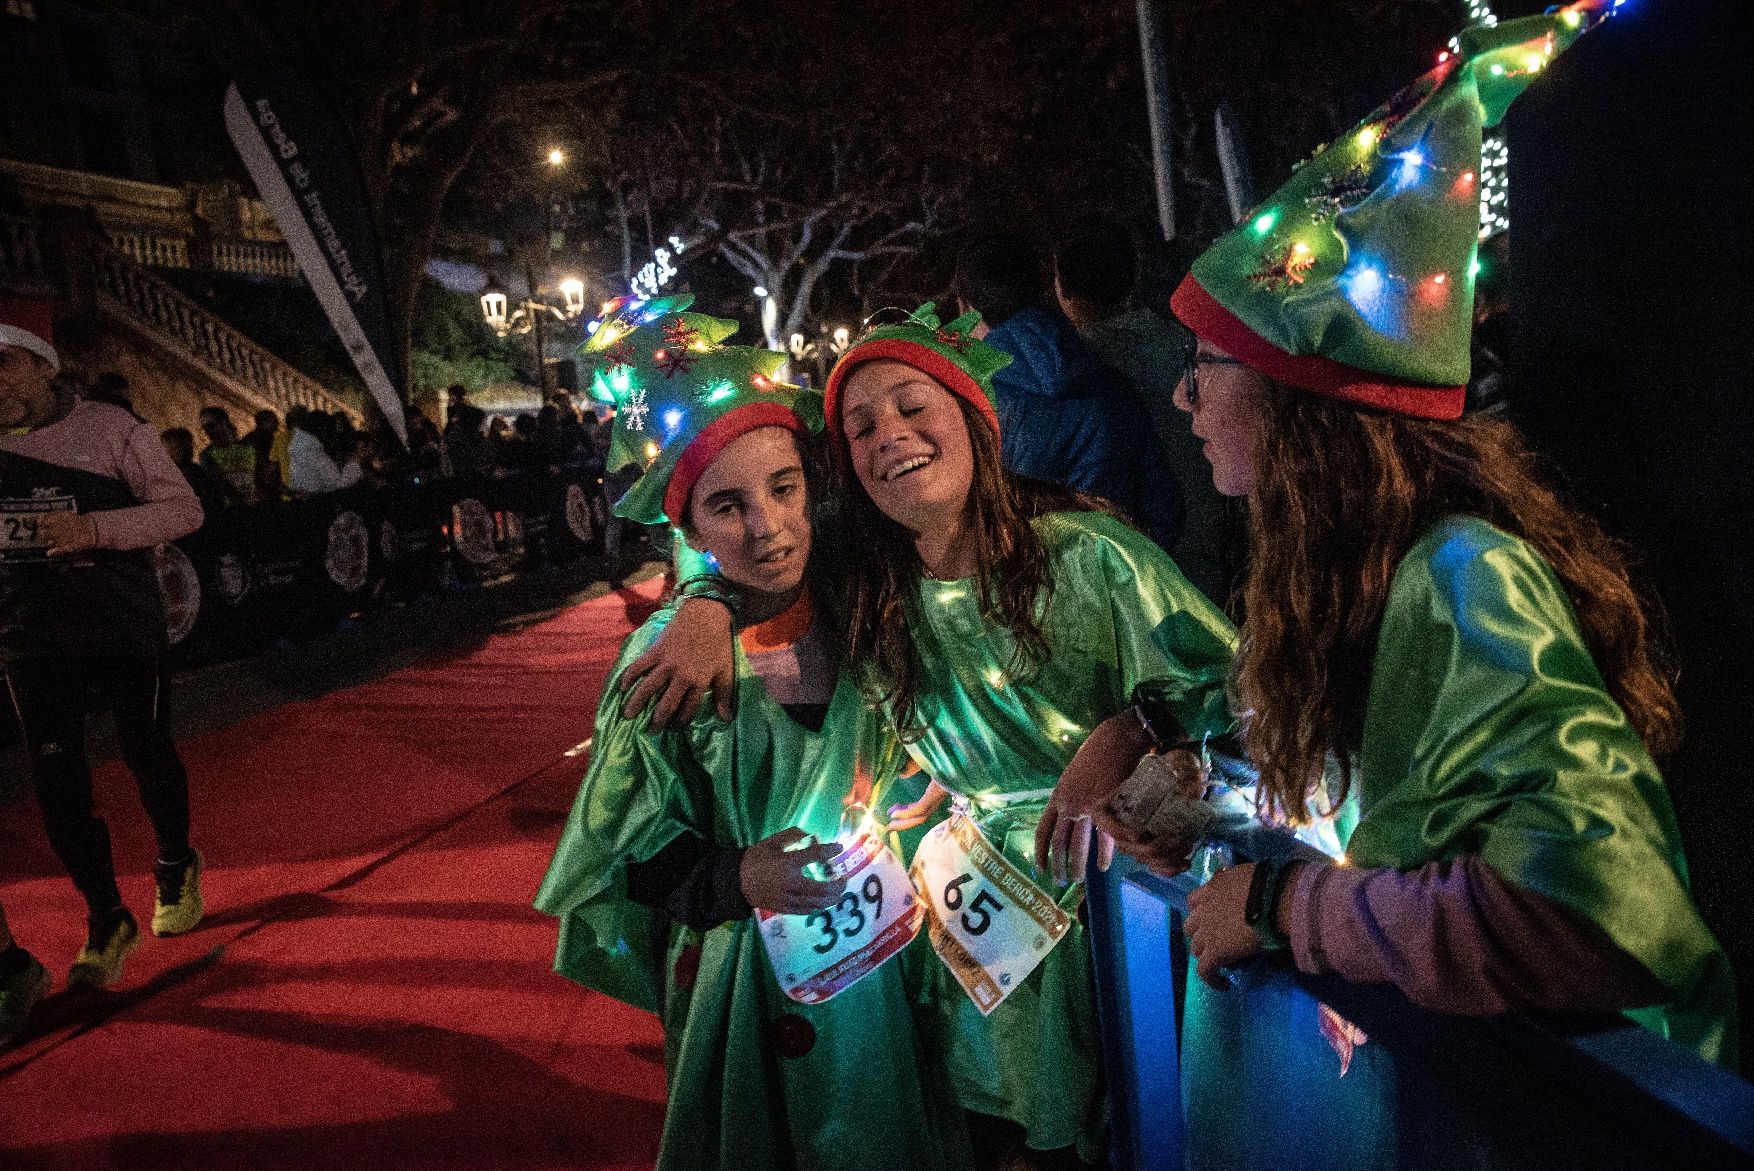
[1347,516,1737,1064]
[535,603,970,1170]
[890,511,1236,1156]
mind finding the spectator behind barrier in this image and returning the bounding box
[954,232,1183,550]
[197,407,259,507]
[1054,215,1225,603]
[550,392,592,462]
[405,408,444,477]
[443,403,495,480]
[245,409,283,500]
[268,405,307,499]
[161,427,226,518]
[286,410,362,496]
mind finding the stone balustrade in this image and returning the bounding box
[0,214,46,282]
[93,244,357,422]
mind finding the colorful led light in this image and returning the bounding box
[1253,210,1278,235]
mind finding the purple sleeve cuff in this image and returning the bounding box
[1285,854,1663,1016]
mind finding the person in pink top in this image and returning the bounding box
[0,297,206,992]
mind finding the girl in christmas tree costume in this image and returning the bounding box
[535,296,968,1171]
[628,301,1238,1165]
[821,310,1239,1165]
[1100,1,1734,1093]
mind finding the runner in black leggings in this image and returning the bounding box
[0,898,49,1047]
[1,298,205,988]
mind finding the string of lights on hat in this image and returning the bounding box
[1456,0,1628,239]
[1223,0,1620,348]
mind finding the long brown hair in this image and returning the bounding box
[1238,381,1682,820]
[835,395,1102,735]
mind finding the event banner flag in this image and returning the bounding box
[223,64,407,445]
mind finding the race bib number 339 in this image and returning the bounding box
[911,809,1071,1016]
[757,832,923,1005]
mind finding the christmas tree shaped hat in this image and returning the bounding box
[824,302,1012,443]
[581,294,819,525]
[1170,1,1614,419]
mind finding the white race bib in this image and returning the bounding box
[911,807,1071,1016]
[757,831,923,1005]
[0,493,74,563]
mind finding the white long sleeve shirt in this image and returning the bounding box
[286,427,362,495]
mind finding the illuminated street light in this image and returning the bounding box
[547,148,566,167]
[559,277,586,317]
[479,276,509,334]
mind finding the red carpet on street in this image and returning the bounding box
[0,581,670,1170]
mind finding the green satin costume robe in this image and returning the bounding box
[889,511,1237,1157]
[1183,515,1736,1171]
[1349,516,1734,1061]
[535,601,969,1171]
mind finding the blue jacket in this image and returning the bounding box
[986,306,1183,549]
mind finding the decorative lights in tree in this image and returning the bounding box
[1479,134,1510,239]
[1453,1,1510,240]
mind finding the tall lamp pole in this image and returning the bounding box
[477,146,587,396]
[1135,0,1177,241]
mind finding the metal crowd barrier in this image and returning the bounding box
[1084,815,1754,1169]
[154,462,606,659]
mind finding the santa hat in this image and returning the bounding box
[824,302,1010,444]
[581,294,817,526]
[0,297,58,372]
[1171,2,1614,419]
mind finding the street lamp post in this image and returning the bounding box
[480,266,589,393]
[786,323,853,387]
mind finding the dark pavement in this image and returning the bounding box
[0,552,667,810]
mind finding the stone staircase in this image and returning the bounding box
[0,208,359,432]
[91,241,357,421]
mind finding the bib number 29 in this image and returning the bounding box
[942,872,1004,935]
[804,873,885,954]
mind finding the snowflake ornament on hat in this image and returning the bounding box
[580,293,818,526]
[1171,2,1616,420]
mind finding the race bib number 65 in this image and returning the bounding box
[911,808,1071,1016]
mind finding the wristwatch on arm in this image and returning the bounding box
[1243,857,1298,952]
[1128,679,1195,754]
[676,573,742,625]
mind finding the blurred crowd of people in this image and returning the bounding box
[138,379,612,517]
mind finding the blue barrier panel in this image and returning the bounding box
[1088,837,1754,1170]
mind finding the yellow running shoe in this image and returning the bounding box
[68,913,140,988]
[0,953,51,1048]
[152,850,205,937]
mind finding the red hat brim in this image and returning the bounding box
[823,338,1001,453]
[1170,276,1465,421]
[664,402,808,525]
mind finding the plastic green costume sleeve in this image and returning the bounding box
[1346,516,1736,1065]
[897,511,1238,1156]
[535,611,699,1013]
[903,511,1236,799]
[536,603,969,1171]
